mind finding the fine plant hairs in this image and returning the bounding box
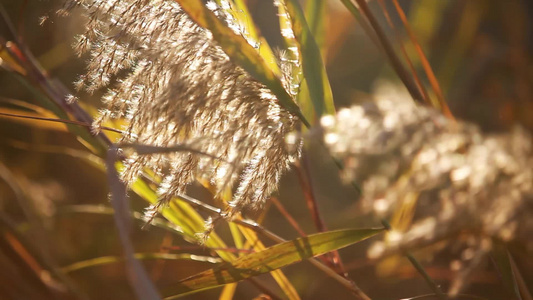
[60,0,302,224]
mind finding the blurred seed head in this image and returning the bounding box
[322,81,533,294]
[62,0,301,219]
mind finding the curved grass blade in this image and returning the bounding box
[173,0,308,127]
[0,110,122,135]
[4,139,104,173]
[62,253,222,273]
[164,228,383,298]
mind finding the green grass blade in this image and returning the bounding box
[283,0,335,123]
[164,228,383,298]
[230,0,281,74]
[173,0,308,127]
[305,0,326,54]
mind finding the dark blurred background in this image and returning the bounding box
[0,0,531,299]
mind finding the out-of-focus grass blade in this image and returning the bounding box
[492,243,523,300]
[0,107,69,131]
[377,192,418,276]
[305,0,326,54]
[174,0,308,127]
[0,45,27,75]
[431,1,482,97]
[219,283,237,300]
[5,139,104,171]
[0,96,57,115]
[0,212,77,299]
[10,73,107,156]
[56,204,184,235]
[339,0,426,105]
[106,149,161,300]
[282,0,335,124]
[62,253,222,273]
[164,228,383,298]
[37,42,72,71]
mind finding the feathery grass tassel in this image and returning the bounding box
[62,0,301,225]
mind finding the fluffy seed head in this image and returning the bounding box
[63,0,301,215]
[322,82,532,242]
[322,82,533,295]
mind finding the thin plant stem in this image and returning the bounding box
[509,253,533,300]
[0,111,124,134]
[376,0,431,105]
[338,0,381,49]
[294,151,349,276]
[390,0,454,119]
[163,245,254,254]
[294,153,326,232]
[247,277,284,300]
[305,151,349,276]
[106,147,161,300]
[341,0,425,104]
[270,197,307,237]
[381,219,447,300]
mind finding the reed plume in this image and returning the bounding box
[321,82,533,294]
[61,0,300,218]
